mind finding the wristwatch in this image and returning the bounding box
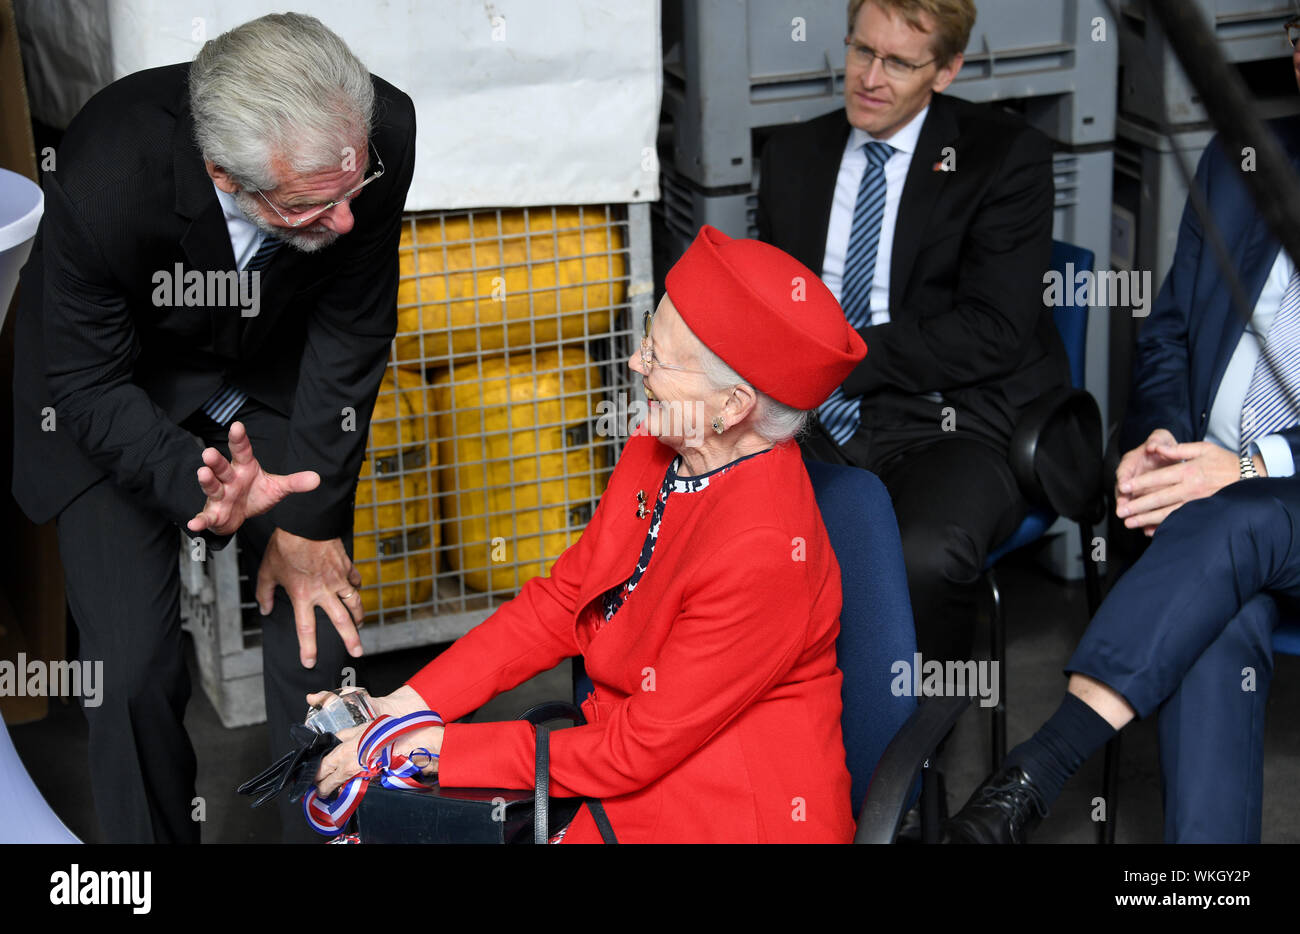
[1239,453,1260,479]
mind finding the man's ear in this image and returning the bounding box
[206,159,241,194]
[931,51,963,94]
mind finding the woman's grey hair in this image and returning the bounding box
[189,13,375,191]
[683,324,810,444]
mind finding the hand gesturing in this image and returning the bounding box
[187,421,321,536]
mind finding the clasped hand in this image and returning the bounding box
[1114,428,1263,535]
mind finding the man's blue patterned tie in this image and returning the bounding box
[817,141,893,447]
[200,235,282,426]
[1240,268,1300,453]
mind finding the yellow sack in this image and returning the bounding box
[433,346,610,594]
[396,207,626,368]
[353,367,437,616]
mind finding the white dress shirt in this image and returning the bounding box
[820,105,929,327]
[1205,246,1297,477]
[212,182,272,271]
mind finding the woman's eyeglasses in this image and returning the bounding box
[640,311,707,374]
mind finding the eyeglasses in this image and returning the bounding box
[254,141,385,228]
[1286,18,1300,48]
[640,311,707,374]
[844,36,936,79]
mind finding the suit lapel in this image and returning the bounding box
[172,109,242,357]
[1202,214,1272,418]
[1202,131,1300,411]
[239,238,316,356]
[889,95,959,313]
[801,114,853,276]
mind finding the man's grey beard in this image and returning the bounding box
[233,190,342,254]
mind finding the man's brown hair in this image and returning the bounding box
[847,0,977,66]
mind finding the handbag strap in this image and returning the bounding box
[534,724,551,844]
[586,799,619,844]
[532,716,620,845]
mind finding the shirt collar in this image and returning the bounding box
[212,181,261,237]
[847,103,930,158]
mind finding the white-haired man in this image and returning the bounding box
[11,13,416,842]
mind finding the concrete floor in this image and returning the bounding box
[10,553,1300,844]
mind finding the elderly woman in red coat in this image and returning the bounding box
[313,225,867,842]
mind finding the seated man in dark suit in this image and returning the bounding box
[946,24,1300,844]
[758,0,1070,666]
[10,13,416,842]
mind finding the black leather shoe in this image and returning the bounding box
[895,804,923,844]
[943,766,1049,844]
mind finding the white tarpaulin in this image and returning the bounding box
[20,0,661,210]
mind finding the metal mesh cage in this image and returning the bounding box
[182,203,651,726]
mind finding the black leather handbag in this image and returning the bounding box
[354,701,618,844]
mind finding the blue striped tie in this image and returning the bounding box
[1240,268,1300,452]
[200,235,282,426]
[818,141,893,446]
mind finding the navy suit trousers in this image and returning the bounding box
[1066,479,1295,842]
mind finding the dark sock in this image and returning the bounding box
[1004,692,1118,807]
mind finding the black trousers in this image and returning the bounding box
[803,421,1027,663]
[56,397,354,843]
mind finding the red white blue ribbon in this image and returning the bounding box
[303,710,444,836]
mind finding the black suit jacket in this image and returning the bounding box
[757,93,1069,453]
[11,62,417,541]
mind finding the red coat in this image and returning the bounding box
[406,434,855,843]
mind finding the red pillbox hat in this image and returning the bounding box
[665,225,867,410]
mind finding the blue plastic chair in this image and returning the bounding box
[805,461,920,817]
[983,240,1106,773]
[805,460,969,842]
[1275,622,1300,655]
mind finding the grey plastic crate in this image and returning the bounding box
[1052,146,1115,428]
[953,0,1117,145]
[1113,117,1217,286]
[661,0,845,188]
[661,0,1119,188]
[1053,147,1115,277]
[1119,0,1298,126]
[653,163,758,288]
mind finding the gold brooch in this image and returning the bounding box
[635,490,647,519]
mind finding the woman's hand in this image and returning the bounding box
[314,722,367,798]
[307,687,446,796]
[312,722,445,796]
[369,686,431,719]
[304,686,429,722]
[394,725,445,776]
